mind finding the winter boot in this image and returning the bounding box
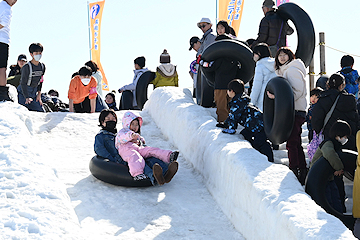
[169,151,179,162]
[164,161,179,183]
[153,163,165,185]
[298,168,308,186]
[133,173,149,181]
[0,86,12,102]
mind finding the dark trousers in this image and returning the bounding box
[74,96,91,113]
[241,128,274,162]
[286,115,306,169]
[143,157,168,185]
[325,180,343,213]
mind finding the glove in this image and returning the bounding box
[196,55,202,64]
[118,88,122,93]
[133,173,149,181]
[222,128,236,134]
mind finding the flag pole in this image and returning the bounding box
[87,1,92,60]
[215,0,218,24]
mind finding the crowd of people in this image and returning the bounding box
[1,0,360,236]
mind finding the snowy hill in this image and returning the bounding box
[0,87,356,239]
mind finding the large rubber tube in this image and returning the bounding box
[89,155,152,187]
[119,90,134,110]
[135,71,156,110]
[263,77,294,145]
[305,150,357,230]
[200,39,255,85]
[277,2,315,67]
[196,68,214,107]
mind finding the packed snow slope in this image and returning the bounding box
[0,87,356,239]
[0,100,243,239]
[144,87,356,240]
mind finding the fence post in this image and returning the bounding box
[319,32,326,76]
[309,57,315,90]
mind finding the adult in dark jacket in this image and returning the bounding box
[252,0,294,57]
[312,73,359,151]
[311,73,360,212]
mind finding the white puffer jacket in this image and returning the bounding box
[275,59,307,112]
[250,57,277,112]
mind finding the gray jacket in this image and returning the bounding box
[198,29,216,56]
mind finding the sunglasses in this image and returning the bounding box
[199,24,208,29]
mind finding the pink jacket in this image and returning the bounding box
[115,111,171,177]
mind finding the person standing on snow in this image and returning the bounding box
[150,49,178,88]
[0,0,17,101]
[197,17,216,56]
[252,0,293,57]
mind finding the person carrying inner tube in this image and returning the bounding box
[310,120,351,213]
[115,111,179,185]
[196,17,216,56]
[222,79,274,162]
[252,0,294,58]
[200,34,241,128]
[312,73,360,211]
[267,47,307,185]
[118,56,148,109]
[150,49,179,88]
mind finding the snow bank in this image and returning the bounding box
[144,87,356,240]
[0,103,82,239]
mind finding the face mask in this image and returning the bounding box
[33,54,42,61]
[338,137,348,145]
[81,78,91,85]
[103,120,117,133]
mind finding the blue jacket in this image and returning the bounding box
[339,67,359,96]
[94,129,126,164]
[225,93,264,133]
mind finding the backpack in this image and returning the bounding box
[26,62,45,86]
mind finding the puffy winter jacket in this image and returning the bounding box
[150,63,179,88]
[225,93,264,133]
[250,57,277,112]
[312,88,360,139]
[252,10,294,48]
[275,59,307,112]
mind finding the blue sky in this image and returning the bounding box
[7,0,360,99]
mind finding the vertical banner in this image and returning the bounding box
[218,0,244,36]
[276,0,289,6]
[88,0,109,92]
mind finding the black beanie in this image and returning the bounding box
[134,56,146,68]
[160,49,170,63]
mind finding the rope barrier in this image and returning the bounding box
[315,42,360,58]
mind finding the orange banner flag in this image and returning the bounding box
[88,0,109,92]
[218,0,245,36]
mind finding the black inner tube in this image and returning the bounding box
[200,39,255,85]
[305,150,357,230]
[277,2,315,67]
[136,71,156,110]
[196,68,214,107]
[263,76,294,145]
[89,155,152,187]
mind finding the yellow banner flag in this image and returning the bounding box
[88,0,109,91]
[218,0,245,36]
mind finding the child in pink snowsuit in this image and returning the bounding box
[115,111,178,179]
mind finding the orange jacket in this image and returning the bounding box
[68,76,97,104]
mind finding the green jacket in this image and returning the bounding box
[310,140,344,180]
[150,63,179,88]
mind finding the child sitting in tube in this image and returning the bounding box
[222,79,274,162]
[115,111,179,185]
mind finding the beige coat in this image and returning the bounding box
[353,131,360,217]
[276,59,307,112]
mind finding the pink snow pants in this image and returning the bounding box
[118,142,171,177]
